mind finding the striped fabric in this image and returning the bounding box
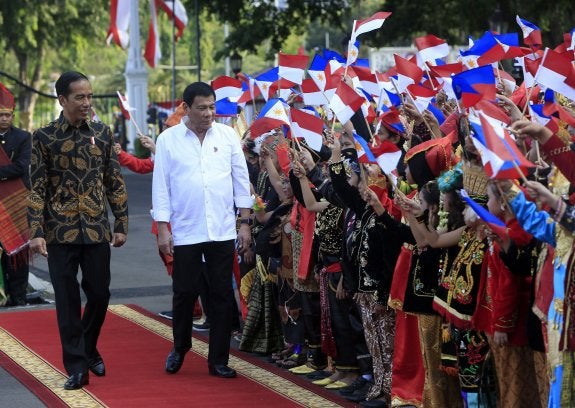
[0,147,29,255]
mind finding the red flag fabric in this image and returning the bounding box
[106,0,130,49]
[351,11,392,42]
[144,0,161,68]
[536,48,575,101]
[211,76,243,101]
[278,52,309,85]
[329,82,365,125]
[290,108,325,152]
[117,91,134,121]
[156,0,188,40]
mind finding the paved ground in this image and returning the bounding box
[0,170,174,407]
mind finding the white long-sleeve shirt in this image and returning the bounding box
[152,119,253,245]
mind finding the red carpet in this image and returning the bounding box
[0,305,352,407]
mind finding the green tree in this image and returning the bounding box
[0,0,110,130]
[189,0,356,58]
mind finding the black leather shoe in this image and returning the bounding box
[208,364,236,378]
[165,349,186,374]
[64,372,89,390]
[88,356,106,377]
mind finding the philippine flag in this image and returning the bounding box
[451,65,496,108]
[529,103,559,133]
[353,133,377,164]
[255,67,280,102]
[470,114,534,179]
[516,15,543,50]
[414,34,449,64]
[249,98,290,138]
[460,189,508,240]
[215,98,238,117]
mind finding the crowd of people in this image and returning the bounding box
[221,75,575,408]
[1,41,575,408]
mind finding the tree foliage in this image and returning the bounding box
[190,0,356,58]
[0,0,109,129]
[374,0,575,47]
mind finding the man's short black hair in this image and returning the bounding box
[183,82,216,106]
[55,71,89,97]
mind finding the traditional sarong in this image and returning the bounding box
[239,256,284,354]
[418,314,463,408]
[488,338,542,408]
[0,148,29,256]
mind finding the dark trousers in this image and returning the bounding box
[1,249,29,302]
[47,243,111,375]
[172,240,235,366]
[300,291,322,345]
[328,273,359,369]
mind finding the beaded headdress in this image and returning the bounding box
[461,161,489,203]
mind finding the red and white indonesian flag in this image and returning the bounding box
[329,82,365,125]
[117,91,135,120]
[536,48,575,101]
[350,11,392,43]
[106,0,130,49]
[301,79,329,106]
[414,34,449,64]
[211,76,243,101]
[144,0,161,68]
[278,52,309,85]
[290,108,325,152]
[393,54,423,93]
[353,65,379,96]
[157,0,188,40]
[372,140,402,174]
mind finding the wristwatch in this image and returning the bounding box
[240,218,253,226]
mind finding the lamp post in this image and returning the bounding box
[230,51,243,78]
[488,5,507,34]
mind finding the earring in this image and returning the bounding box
[500,205,506,212]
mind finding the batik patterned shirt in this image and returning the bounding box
[28,113,128,244]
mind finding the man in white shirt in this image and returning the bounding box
[152,82,253,379]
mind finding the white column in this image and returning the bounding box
[124,0,148,152]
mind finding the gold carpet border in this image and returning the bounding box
[0,328,105,407]
[108,304,343,408]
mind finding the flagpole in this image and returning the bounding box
[405,88,437,138]
[125,0,149,153]
[521,48,547,118]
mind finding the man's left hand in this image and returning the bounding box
[111,233,127,247]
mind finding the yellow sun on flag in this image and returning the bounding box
[318,73,325,81]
